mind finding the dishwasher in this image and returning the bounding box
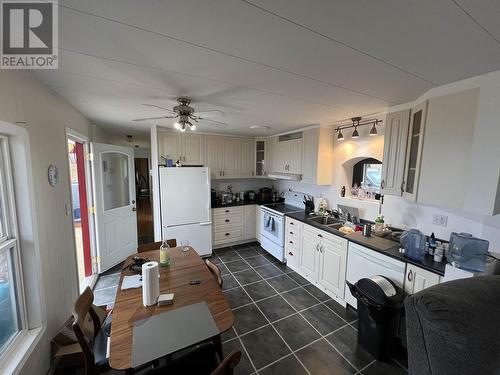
[345,242,406,309]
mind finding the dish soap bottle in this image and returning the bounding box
[428,233,436,256]
[160,240,170,267]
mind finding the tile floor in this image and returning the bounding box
[75,242,407,375]
[210,243,408,375]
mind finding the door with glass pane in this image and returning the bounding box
[91,143,137,272]
[403,101,428,202]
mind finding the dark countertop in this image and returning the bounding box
[285,211,446,276]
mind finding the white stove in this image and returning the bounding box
[260,190,306,262]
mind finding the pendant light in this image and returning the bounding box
[351,126,359,139]
[369,122,378,136]
[337,129,344,141]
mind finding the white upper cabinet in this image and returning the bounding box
[158,132,203,165]
[204,136,224,178]
[402,101,428,202]
[222,138,240,178]
[301,128,334,185]
[239,138,254,178]
[254,139,267,177]
[381,110,410,196]
[158,131,182,162]
[273,132,303,174]
[182,134,204,165]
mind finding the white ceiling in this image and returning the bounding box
[34,0,500,137]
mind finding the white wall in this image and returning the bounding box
[0,71,91,374]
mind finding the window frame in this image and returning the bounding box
[0,135,28,359]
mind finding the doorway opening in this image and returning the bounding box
[68,139,94,289]
[135,156,154,244]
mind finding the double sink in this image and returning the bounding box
[306,215,345,230]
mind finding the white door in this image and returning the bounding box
[91,143,137,273]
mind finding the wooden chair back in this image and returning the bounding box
[72,287,101,375]
[138,239,177,253]
[205,259,223,288]
[211,350,241,375]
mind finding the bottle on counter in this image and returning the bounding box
[428,233,436,256]
[341,186,346,197]
[160,240,171,267]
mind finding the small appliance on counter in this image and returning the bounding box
[400,229,426,260]
[259,187,272,203]
[247,190,256,201]
[303,195,314,215]
[448,232,489,272]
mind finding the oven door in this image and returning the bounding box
[261,209,284,245]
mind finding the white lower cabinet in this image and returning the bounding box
[243,205,256,240]
[256,205,261,242]
[404,264,441,294]
[212,205,257,246]
[287,222,348,302]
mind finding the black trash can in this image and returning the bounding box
[347,275,404,361]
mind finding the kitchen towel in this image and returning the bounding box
[142,261,160,307]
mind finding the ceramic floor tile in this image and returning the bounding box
[223,338,255,375]
[259,355,307,375]
[233,304,268,334]
[301,304,347,335]
[222,274,240,290]
[273,262,294,274]
[324,300,358,323]
[233,269,263,285]
[281,288,319,311]
[226,259,251,273]
[254,264,283,279]
[273,314,321,350]
[221,327,237,342]
[267,274,299,293]
[302,283,331,302]
[224,287,252,309]
[257,295,296,322]
[326,325,373,370]
[237,248,261,259]
[245,255,272,267]
[219,250,243,262]
[296,339,357,375]
[361,361,407,375]
[240,325,291,370]
[94,273,120,290]
[243,280,277,301]
[287,272,310,286]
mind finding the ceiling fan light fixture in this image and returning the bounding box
[369,123,378,136]
[174,122,180,129]
[249,125,270,130]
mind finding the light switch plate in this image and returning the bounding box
[433,214,448,227]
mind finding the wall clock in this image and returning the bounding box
[48,164,60,187]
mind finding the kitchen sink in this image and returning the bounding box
[325,223,344,230]
[307,216,344,226]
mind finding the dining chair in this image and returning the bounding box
[144,342,241,375]
[138,239,177,253]
[205,259,223,288]
[72,287,111,375]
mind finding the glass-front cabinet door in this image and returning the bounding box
[403,101,428,201]
[255,140,267,177]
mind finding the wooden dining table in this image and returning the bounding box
[109,247,234,372]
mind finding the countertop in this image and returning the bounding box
[211,198,283,209]
[285,211,446,276]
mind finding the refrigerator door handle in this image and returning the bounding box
[199,221,212,226]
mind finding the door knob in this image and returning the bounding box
[132,200,136,204]
[132,207,137,212]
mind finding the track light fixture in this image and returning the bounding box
[335,116,381,141]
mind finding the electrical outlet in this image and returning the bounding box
[432,214,448,227]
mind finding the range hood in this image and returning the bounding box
[267,172,302,181]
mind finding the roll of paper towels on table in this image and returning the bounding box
[142,261,160,307]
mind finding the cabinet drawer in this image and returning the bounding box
[286,217,302,232]
[213,207,243,217]
[285,242,299,264]
[321,231,347,250]
[214,214,243,227]
[214,228,243,244]
[285,233,300,248]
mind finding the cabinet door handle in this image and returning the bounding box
[223,171,225,176]
[289,240,293,244]
[289,231,293,235]
[290,222,294,225]
[288,252,293,256]
[408,270,413,282]
[321,245,324,253]
[381,179,385,190]
[317,233,323,238]
[316,244,319,251]
[401,180,405,193]
[225,210,230,213]
[251,171,254,176]
[219,171,221,176]
[225,219,230,223]
[225,233,230,236]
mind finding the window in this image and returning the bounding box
[0,136,26,356]
[352,158,382,199]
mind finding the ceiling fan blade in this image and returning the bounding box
[199,117,229,128]
[142,104,176,114]
[194,109,226,117]
[132,115,176,122]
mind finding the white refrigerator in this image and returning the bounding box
[159,167,212,256]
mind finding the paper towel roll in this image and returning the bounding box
[142,261,160,307]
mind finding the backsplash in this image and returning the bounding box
[275,180,500,251]
[211,178,274,193]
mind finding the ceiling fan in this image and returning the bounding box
[132,97,228,131]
